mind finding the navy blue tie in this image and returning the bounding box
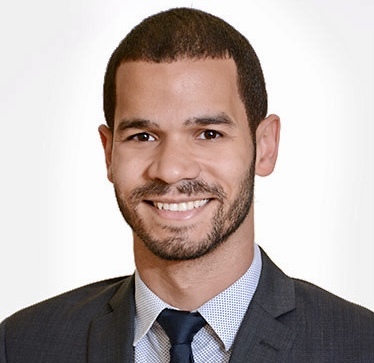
[157,308,206,363]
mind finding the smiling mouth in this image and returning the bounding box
[151,199,209,211]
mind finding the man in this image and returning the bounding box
[0,7,373,363]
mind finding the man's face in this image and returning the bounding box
[103,58,256,261]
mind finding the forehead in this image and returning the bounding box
[114,58,245,127]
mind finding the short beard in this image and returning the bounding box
[114,161,255,261]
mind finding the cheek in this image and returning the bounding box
[199,162,246,204]
[110,152,145,189]
[206,143,253,186]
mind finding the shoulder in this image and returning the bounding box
[291,277,374,326]
[256,248,374,360]
[5,276,132,323]
[261,249,374,327]
[0,276,135,362]
[1,275,134,341]
[287,278,374,360]
[259,247,373,322]
[293,277,371,310]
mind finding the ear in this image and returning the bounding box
[255,114,280,176]
[98,124,114,183]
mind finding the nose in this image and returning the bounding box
[146,138,201,184]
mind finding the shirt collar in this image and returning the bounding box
[133,244,262,350]
[133,271,171,346]
[198,244,262,350]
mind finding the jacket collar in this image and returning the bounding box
[87,275,136,363]
[230,248,297,362]
[86,248,296,363]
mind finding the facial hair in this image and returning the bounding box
[114,160,255,261]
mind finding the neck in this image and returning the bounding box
[134,213,254,311]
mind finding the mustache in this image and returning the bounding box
[130,180,226,201]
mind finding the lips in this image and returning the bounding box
[152,199,209,211]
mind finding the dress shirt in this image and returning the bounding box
[133,244,262,362]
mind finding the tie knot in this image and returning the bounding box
[157,308,206,345]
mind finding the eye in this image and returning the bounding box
[129,132,156,142]
[198,130,223,140]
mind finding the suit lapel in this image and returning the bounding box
[88,275,136,363]
[86,249,296,362]
[230,249,297,362]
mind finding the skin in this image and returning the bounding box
[99,58,280,310]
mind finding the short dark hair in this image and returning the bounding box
[103,7,267,136]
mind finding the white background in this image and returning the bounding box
[0,0,373,321]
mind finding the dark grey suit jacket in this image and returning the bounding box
[1,249,373,362]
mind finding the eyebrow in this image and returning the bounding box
[184,113,235,127]
[116,118,159,133]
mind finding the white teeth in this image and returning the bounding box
[153,199,208,211]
